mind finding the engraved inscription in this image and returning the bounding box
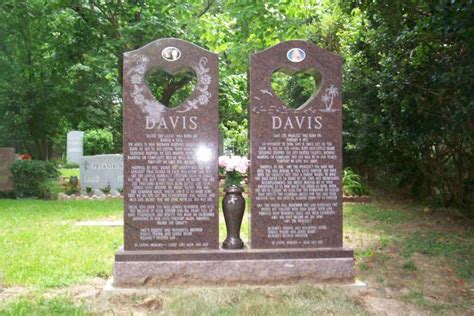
[253,131,340,247]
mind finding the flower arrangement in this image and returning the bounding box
[19,153,32,160]
[218,155,249,187]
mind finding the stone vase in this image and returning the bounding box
[222,185,245,250]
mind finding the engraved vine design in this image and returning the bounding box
[252,83,339,114]
[177,57,211,113]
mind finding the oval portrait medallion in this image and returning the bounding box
[161,46,181,61]
[287,48,306,63]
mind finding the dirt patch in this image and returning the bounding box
[0,286,30,302]
[361,294,428,316]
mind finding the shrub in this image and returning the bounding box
[83,129,114,156]
[11,160,60,199]
[100,183,111,195]
[343,168,369,196]
[0,191,16,199]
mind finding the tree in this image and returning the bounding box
[340,1,474,207]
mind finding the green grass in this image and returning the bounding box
[344,201,473,313]
[345,202,474,281]
[0,200,123,288]
[0,286,368,315]
[0,296,86,316]
[0,196,472,314]
[159,285,368,315]
[345,203,417,227]
[60,168,80,179]
[402,260,417,272]
[404,231,474,279]
[0,197,251,288]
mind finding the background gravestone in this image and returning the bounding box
[250,40,344,249]
[122,38,219,251]
[80,154,123,193]
[67,131,84,164]
[0,148,15,192]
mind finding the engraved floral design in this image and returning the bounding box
[131,74,142,85]
[125,54,212,118]
[200,73,212,85]
[126,54,165,121]
[177,57,212,113]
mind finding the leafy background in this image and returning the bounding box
[0,0,472,208]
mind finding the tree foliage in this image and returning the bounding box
[83,128,114,156]
[340,1,474,207]
[0,0,472,207]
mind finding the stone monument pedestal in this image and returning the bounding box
[113,248,354,287]
[116,39,355,288]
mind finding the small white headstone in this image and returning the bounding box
[67,131,84,164]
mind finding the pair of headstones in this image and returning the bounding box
[114,38,353,286]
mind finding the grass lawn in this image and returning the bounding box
[60,168,80,179]
[0,195,472,314]
[0,200,123,288]
[345,196,474,313]
[0,297,87,316]
[0,198,248,289]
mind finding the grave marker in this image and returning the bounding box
[249,40,344,249]
[0,148,15,192]
[113,39,354,287]
[67,131,84,164]
[80,154,123,192]
[121,38,219,251]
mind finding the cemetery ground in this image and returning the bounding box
[0,193,472,315]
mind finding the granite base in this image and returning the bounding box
[113,248,355,287]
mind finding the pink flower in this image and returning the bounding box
[235,157,249,174]
[219,155,250,174]
[218,155,229,168]
[225,156,238,172]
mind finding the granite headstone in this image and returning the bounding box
[67,131,84,164]
[122,38,219,251]
[0,148,15,192]
[80,154,123,192]
[113,39,353,287]
[249,40,343,249]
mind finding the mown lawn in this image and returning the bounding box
[0,197,249,288]
[0,199,123,288]
[0,196,472,314]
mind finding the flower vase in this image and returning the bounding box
[222,185,245,249]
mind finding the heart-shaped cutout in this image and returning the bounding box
[271,69,321,109]
[145,68,197,108]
